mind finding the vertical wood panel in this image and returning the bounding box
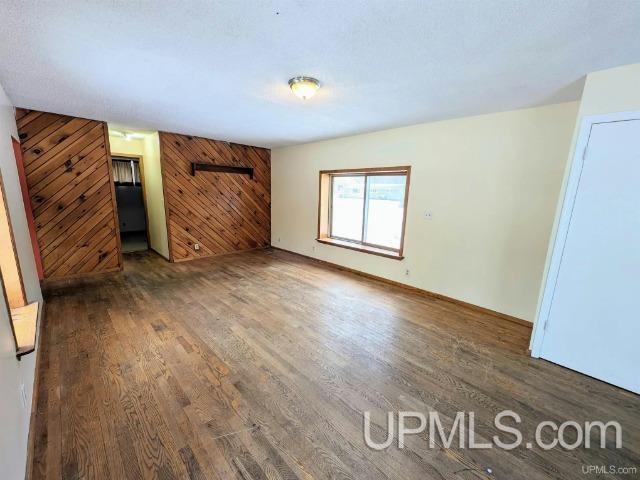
[15,109,122,279]
[159,132,270,261]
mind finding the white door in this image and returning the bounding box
[539,118,640,394]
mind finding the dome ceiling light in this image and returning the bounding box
[288,76,321,100]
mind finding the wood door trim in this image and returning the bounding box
[111,153,152,248]
[158,132,175,262]
[102,123,123,271]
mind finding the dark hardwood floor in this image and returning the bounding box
[31,249,639,479]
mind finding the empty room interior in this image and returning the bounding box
[1,1,639,479]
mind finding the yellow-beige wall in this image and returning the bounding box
[531,63,640,344]
[577,63,640,117]
[271,101,580,322]
[108,131,170,259]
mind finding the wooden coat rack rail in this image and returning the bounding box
[191,163,254,179]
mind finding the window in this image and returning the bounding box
[317,167,410,259]
[112,156,141,185]
[1,165,38,358]
[0,170,26,308]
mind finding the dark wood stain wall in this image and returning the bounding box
[159,132,270,262]
[15,109,121,278]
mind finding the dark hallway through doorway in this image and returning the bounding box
[113,155,148,253]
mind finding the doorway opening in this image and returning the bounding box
[112,155,149,253]
[107,127,170,261]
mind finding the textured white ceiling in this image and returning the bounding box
[1,0,639,147]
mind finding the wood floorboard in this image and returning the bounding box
[33,248,639,479]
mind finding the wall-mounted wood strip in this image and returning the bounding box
[15,109,122,278]
[161,142,261,249]
[162,139,262,253]
[162,136,265,246]
[166,136,270,241]
[159,132,270,262]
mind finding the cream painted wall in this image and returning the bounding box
[577,63,640,118]
[109,135,145,157]
[531,63,640,349]
[142,132,170,259]
[109,132,170,259]
[272,101,579,322]
[0,83,43,479]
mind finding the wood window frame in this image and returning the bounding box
[0,169,26,307]
[0,166,38,358]
[317,166,411,260]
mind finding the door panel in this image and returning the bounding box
[541,119,640,393]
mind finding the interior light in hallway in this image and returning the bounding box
[288,76,321,100]
[111,130,145,141]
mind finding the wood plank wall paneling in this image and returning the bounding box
[159,132,270,261]
[15,109,122,278]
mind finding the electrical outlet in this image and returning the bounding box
[424,211,433,220]
[405,269,410,276]
[194,243,200,251]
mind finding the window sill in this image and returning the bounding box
[10,301,39,358]
[316,237,404,260]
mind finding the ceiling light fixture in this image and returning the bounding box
[112,130,145,141]
[288,76,321,100]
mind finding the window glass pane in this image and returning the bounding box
[364,175,406,249]
[331,175,364,241]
